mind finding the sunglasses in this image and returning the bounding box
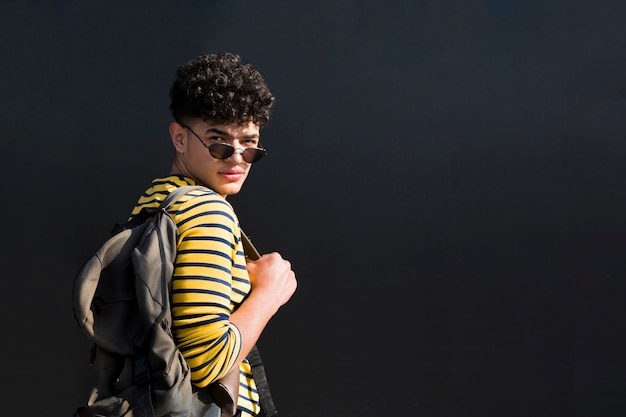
[182,124,268,164]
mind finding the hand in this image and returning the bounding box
[230,253,298,362]
[246,252,297,309]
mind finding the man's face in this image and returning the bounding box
[171,119,262,197]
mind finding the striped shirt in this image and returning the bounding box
[130,175,260,417]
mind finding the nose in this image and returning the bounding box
[226,147,246,162]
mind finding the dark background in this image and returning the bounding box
[2,1,626,416]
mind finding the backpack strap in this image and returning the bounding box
[240,229,261,260]
[247,345,278,417]
[239,231,278,417]
[133,185,205,417]
[111,185,205,235]
[160,185,206,209]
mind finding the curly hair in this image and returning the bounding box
[169,52,275,127]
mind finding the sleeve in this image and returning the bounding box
[169,192,243,388]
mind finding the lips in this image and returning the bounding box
[219,169,245,181]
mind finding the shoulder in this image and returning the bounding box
[168,187,238,230]
[170,186,233,213]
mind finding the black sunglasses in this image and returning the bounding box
[182,124,268,164]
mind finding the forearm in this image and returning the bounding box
[230,251,297,365]
[229,290,281,364]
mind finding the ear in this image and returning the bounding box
[169,121,186,152]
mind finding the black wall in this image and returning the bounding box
[2,1,625,416]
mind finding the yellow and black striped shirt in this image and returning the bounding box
[130,175,260,417]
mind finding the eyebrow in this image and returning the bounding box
[203,127,259,139]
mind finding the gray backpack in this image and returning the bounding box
[73,185,277,417]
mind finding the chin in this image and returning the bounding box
[218,184,244,197]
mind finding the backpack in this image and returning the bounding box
[73,185,277,417]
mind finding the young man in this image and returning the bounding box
[128,52,297,417]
